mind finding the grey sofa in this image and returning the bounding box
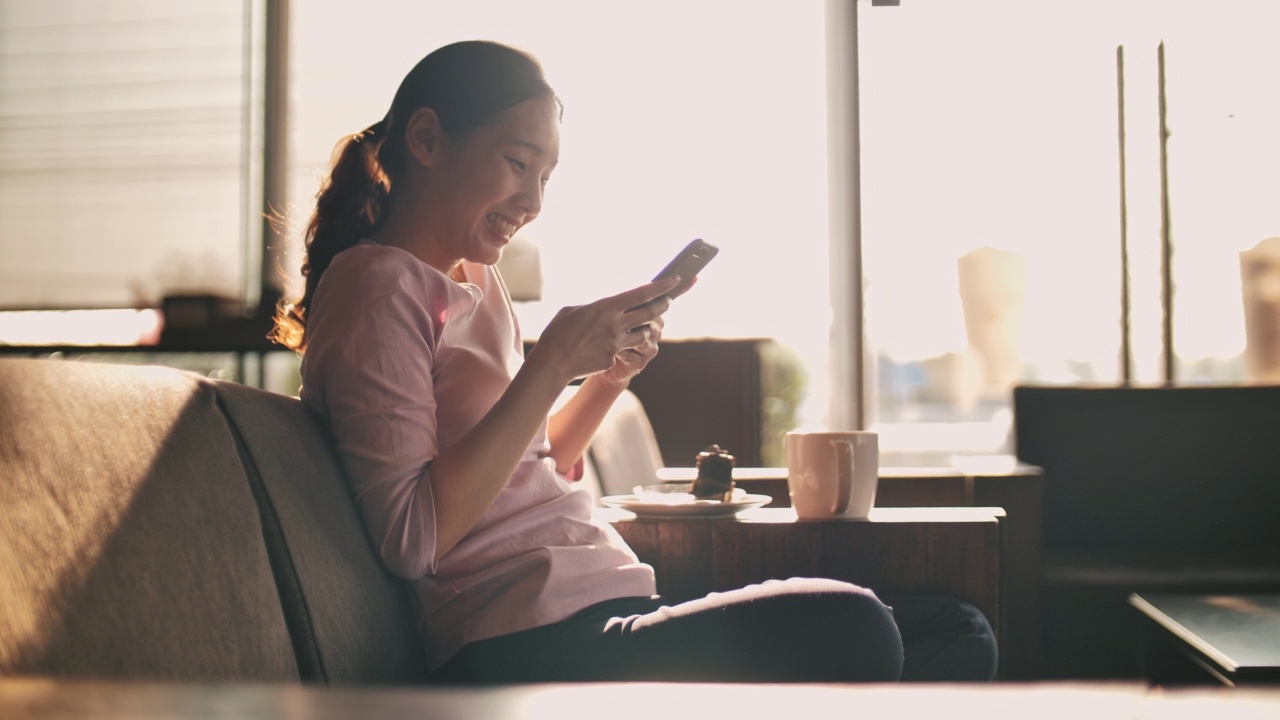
[0,357,429,684]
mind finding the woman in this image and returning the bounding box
[275,40,996,683]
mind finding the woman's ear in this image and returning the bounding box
[405,107,444,168]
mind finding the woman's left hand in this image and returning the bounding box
[596,315,663,387]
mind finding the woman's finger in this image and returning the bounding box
[623,294,671,330]
[620,323,651,348]
[617,275,682,311]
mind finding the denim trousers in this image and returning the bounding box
[429,576,998,683]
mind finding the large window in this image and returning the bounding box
[6,1,1275,464]
[0,0,262,314]
[1159,5,1280,384]
[858,0,1280,464]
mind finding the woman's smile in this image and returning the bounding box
[485,212,519,241]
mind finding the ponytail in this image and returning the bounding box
[271,120,388,351]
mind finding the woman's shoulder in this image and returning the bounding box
[328,241,437,283]
[318,242,469,305]
[307,243,468,353]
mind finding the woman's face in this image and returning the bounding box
[422,95,560,271]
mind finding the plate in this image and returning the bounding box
[600,488,772,518]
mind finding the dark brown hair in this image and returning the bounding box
[271,40,560,351]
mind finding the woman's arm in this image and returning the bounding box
[424,349,574,552]
[311,257,679,577]
[546,374,627,475]
[426,278,676,561]
[546,313,664,474]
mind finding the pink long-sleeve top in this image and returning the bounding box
[299,241,657,671]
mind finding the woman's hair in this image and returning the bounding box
[271,40,560,351]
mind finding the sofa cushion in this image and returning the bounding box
[210,379,430,685]
[0,359,298,681]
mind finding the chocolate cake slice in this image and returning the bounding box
[688,444,736,501]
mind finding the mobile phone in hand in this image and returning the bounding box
[653,239,719,300]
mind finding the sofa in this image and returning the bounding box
[0,357,430,683]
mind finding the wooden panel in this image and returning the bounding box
[613,520,714,603]
[607,507,1004,644]
[877,476,968,507]
[973,471,1046,679]
[711,521,824,592]
[626,338,766,467]
[661,467,989,509]
[713,475,968,508]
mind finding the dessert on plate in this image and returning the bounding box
[688,444,736,502]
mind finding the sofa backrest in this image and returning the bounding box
[0,358,430,685]
[1013,384,1280,556]
[210,379,429,684]
[0,359,299,681]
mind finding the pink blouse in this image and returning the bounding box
[299,241,656,671]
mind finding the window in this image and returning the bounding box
[1159,6,1280,383]
[0,0,263,317]
[9,2,1271,463]
[858,0,1280,465]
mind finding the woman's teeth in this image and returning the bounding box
[487,214,517,238]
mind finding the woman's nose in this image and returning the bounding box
[517,179,543,218]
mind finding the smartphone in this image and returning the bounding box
[653,239,719,300]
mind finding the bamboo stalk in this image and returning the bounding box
[1157,42,1174,385]
[1117,45,1132,385]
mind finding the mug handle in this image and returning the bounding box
[830,439,855,515]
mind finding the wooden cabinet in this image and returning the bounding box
[626,338,772,468]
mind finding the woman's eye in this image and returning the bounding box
[506,157,526,172]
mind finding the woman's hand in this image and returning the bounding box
[596,313,663,387]
[530,275,680,385]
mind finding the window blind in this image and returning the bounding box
[0,0,258,310]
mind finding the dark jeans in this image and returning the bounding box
[429,577,998,683]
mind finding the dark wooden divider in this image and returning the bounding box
[1014,385,1280,680]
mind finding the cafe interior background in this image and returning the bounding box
[1,0,1278,469]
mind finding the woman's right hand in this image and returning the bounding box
[530,275,682,384]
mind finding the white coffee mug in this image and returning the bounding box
[785,431,879,519]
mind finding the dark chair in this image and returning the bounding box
[1012,384,1280,679]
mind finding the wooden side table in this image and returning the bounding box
[654,461,1043,678]
[1130,593,1280,687]
[602,506,1005,648]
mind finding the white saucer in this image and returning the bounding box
[599,493,772,518]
